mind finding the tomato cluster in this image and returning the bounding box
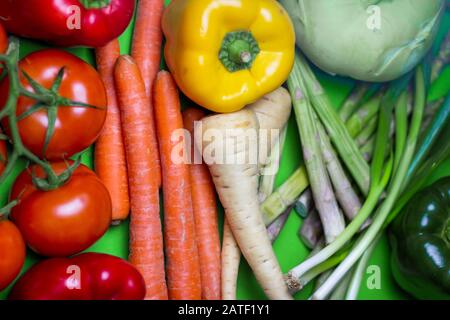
[0,49,107,159]
[0,23,143,298]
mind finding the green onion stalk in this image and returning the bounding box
[393,91,409,173]
[287,70,414,294]
[329,270,353,300]
[311,66,426,300]
[406,92,450,182]
[345,233,381,300]
[384,101,450,226]
[314,268,333,291]
[286,240,353,294]
[347,108,450,300]
[341,79,449,301]
[288,54,346,245]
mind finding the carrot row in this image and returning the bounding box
[131,0,164,187]
[183,108,221,300]
[94,40,130,223]
[154,71,202,300]
[97,2,222,300]
[115,56,168,300]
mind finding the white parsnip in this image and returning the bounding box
[221,219,241,300]
[197,88,292,300]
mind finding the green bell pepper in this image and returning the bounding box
[390,176,450,300]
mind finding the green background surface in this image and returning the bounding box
[0,1,449,300]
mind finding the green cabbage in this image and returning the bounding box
[280,0,445,82]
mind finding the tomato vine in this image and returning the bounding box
[0,37,86,194]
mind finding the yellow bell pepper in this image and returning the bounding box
[162,0,295,113]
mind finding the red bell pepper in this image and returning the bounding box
[0,0,135,47]
[9,253,146,300]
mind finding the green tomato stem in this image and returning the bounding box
[0,199,19,218]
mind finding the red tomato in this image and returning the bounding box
[0,23,7,54]
[0,23,7,74]
[9,253,146,300]
[0,0,135,48]
[0,220,26,291]
[10,162,112,257]
[0,49,107,160]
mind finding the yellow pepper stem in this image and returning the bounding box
[219,31,260,72]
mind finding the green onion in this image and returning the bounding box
[406,92,450,181]
[288,69,413,294]
[345,233,381,300]
[312,66,426,300]
[393,91,408,173]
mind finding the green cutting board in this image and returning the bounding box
[1,2,449,300]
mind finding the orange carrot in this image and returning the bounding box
[154,71,201,300]
[183,107,221,300]
[114,55,167,300]
[131,0,164,187]
[94,40,130,223]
